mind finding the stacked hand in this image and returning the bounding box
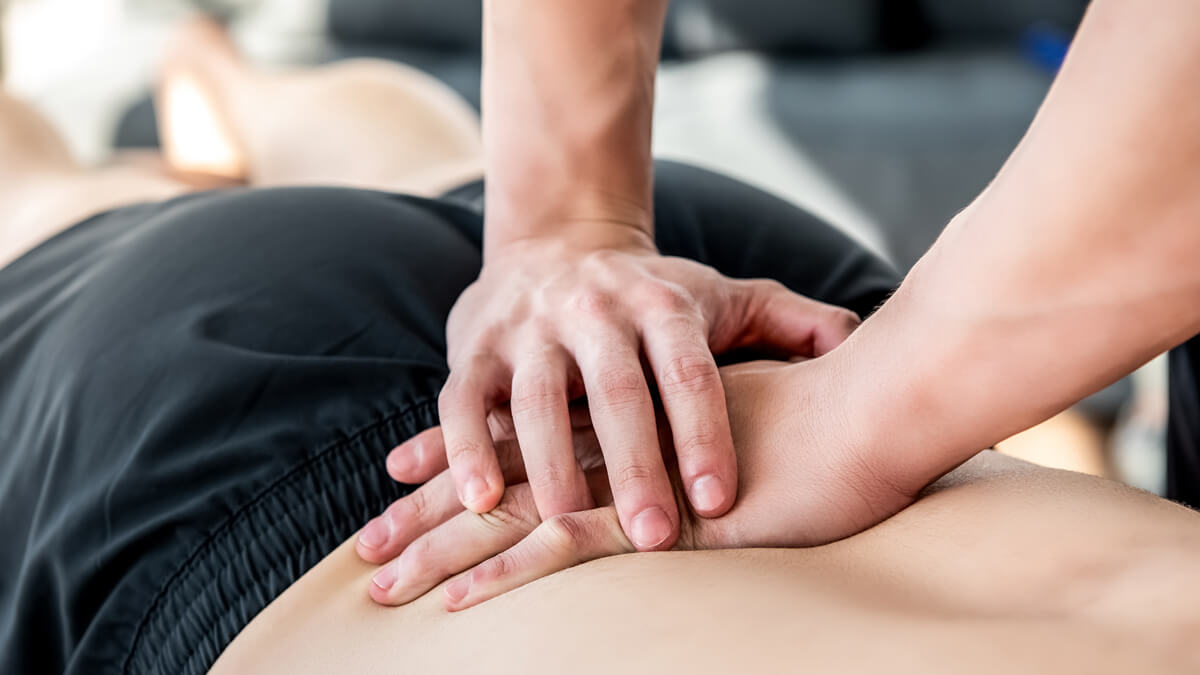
[385,230,862,557]
[358,359,917,610]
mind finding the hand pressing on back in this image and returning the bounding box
[358,358,920,610]
[434,233,864,554]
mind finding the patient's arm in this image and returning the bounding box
[211,451,1200,675]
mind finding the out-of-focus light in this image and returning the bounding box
[160,73,244,178]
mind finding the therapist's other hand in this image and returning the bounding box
[359,360,918,610]
[437,228,861,552]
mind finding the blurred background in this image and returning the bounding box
[0,0,1168,491]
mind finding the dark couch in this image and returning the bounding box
[319,0,1086,268]
[115,0,1127,423]
[117,0,1085,269]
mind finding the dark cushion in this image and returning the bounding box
[665,0,883,55]
[325,0,885,56]
[327,0,481,51]
[916,0,1088,41]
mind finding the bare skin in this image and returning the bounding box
[0,93,187,269]
[367,0,1200,603]
[156,19,483,194]
[6,21,1198,673]
[214,450,1200,674]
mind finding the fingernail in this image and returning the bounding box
[689,474,726,514]
[463,476,490,510]
[358,516,390,549]
[631,507,672,549]
[372,562,398,591]
[444,574,471,605]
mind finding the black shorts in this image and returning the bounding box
[0,162,899,675]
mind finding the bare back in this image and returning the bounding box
[213,453,1200,674]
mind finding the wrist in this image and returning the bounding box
[483,158,654,261]
[813,283,949,494]
[483,212,657,263]
[779,353,880,482]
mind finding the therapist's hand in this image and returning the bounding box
[359,359,920,610]
[434,227,861,552]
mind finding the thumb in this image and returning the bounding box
[723,279,861,357]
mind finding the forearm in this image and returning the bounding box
[481,0,667,257]
[834,0,1200,490]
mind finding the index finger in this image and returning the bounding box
[386,407,519,485]
[438,354,509,513]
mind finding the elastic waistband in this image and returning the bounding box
[121,399,438,675]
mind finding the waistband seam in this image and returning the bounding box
[120,396,439,675]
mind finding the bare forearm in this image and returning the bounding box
[834,0,1200,490]
[481,0,667,256]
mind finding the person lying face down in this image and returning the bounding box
[220,443,1200,674]
[5,134,1199,671]
[0,27,887,670]
[2,16,1199,675]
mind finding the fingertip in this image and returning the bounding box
[355,523,392,564]
[386,444,418,482]
[629,505,676,551]
[813,308,861,355]
[442,573,472,611]
[444,552,515,611]
[461,474,504,513]
[368,563,399,605]
[356,542,396,566]
[687,473,734,518]
[388,427,450,482]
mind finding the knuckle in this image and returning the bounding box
[403,488,431,524]
[757,278,788,295]
[658,353,720,395]
[478,489,539,533]
[445,438,489,463]
[528,462,577,496]
[404,535,436,571]
[579,248,622,275]
[475,551,516,583]
[638,281,690,312]
[613,462,657,492]
[677,428,725,458]
[748,280,787,309]
[477,505,532,534]
[741,278,785,298]
[540,514,590,556]
[526,315,559,340]
[444,352,504,391]
[595,368,646,405]
[510,376,564,419]
[570,288,618,318]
